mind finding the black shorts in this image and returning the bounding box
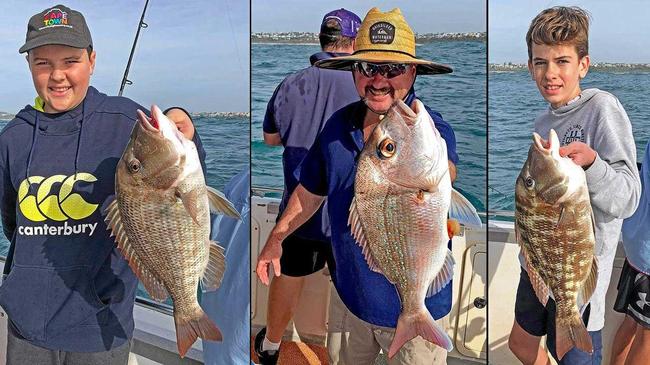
[514,269,596,362]
[614,259,650,329]
[279,233,334,277]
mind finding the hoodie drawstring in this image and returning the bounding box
[74,102,86,179]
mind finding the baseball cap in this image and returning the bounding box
[19,4,93,54]
[316,8,452,75]
[320,8,361,38]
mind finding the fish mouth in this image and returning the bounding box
[136,109,160,133]
[533,129,560,156]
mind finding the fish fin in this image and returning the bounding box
[579,256,598,307]
[174,305,222,358]
[521,248,549,306]
[206,186,241,219]
[104,200,169,302]
[348,198,383,274]
[200,241,226,291]
[426,250,455,297]
[176,188,207,226]
[556,315,592,360]
[388,310,452,358]
[450,188,482,228]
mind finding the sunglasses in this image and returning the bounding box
[353,62,411,79]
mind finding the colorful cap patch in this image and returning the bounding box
[41,8,70,30]
[369,22,395,44]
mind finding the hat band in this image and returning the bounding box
[352,49,417,59]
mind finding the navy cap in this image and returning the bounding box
[320,8,361,38]
[19,4,93,54]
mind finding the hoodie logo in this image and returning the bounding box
[17,174,99,237]
[562,124,585,145]
[40,8,71,30]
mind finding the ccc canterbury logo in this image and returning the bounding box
[18,173,99,222]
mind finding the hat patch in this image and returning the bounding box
[40,8,71,30]
[369,22,395,44]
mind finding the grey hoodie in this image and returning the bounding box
[534,88,641,331]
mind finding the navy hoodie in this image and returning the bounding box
[0,86,205,352]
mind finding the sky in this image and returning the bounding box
[252,0,486,34]
[490,0,650,64]
[0,0,249,113]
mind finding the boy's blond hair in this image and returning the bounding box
[526,6,590,60]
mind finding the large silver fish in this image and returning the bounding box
[349,99,481,358]
[105,105,240,357]
[515,129,597,360]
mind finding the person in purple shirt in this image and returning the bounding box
[254,8,361,365]
[257,7,459,365]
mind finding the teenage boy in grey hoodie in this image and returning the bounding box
[508,6,641,365]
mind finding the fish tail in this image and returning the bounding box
[555,315,592,360]
[388,310,453,358]
[174,306,223,357]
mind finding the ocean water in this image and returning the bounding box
[0,115,249,303]
[489,70,650,212]
[252,41,487,212]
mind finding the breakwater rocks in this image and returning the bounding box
[252,32,485,44]
[191,112,250,119]
[0,111,249,121]
[490,63,650,72]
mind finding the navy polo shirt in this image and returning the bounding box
[263,52,359,242]
[298,92,458,327]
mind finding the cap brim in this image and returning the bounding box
[19,37,90,54]
[315,51,453,75]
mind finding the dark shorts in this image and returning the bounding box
[514,269,602,364]
[279,233,334,277]
[614,259,650,329]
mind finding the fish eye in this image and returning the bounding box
[129,160,141,173]
[525,176,535,189]
[377,139,396,159]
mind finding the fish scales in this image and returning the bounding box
[349,99,480,357]
[106,105,240,358]
[515,129,597,359]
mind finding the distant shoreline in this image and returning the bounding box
[252,32,486,44]
[0,111,249,121]
[490,63,650,72]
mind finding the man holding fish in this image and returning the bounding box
[257,7,481,364]
[0,4,208,364]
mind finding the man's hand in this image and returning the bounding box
[559,142,597,168]
[256,233,283,285]
[165,108,195,140]
[447,219,460,240]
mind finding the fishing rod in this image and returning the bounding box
[118,0,150,96]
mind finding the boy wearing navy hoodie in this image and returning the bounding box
[0,5,205,364]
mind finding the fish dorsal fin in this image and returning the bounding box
[104,199,169,302]
[426,250,455,297]
[522,248,550,306]
[200,241,226,291]
[348,198,383,274]
[450,188,482,228]
[578,256,598,307]
[206,186,241,219]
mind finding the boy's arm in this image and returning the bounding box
[568,100,640,219]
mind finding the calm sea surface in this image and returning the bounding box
[252,41,487,212]
[489,70,650,212]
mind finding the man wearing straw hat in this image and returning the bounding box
[257,7,458,364]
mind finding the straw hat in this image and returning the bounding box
[315,8,452,75]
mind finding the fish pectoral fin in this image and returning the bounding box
[449,188,482,228]
[104,200,169,302]
[201,241,226,291]
[177,188,204,226]
[206,186,241,219]
[426,250,455,297]
[522,249,550,306]
[348,198,383,274]
[579,256,598,307]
